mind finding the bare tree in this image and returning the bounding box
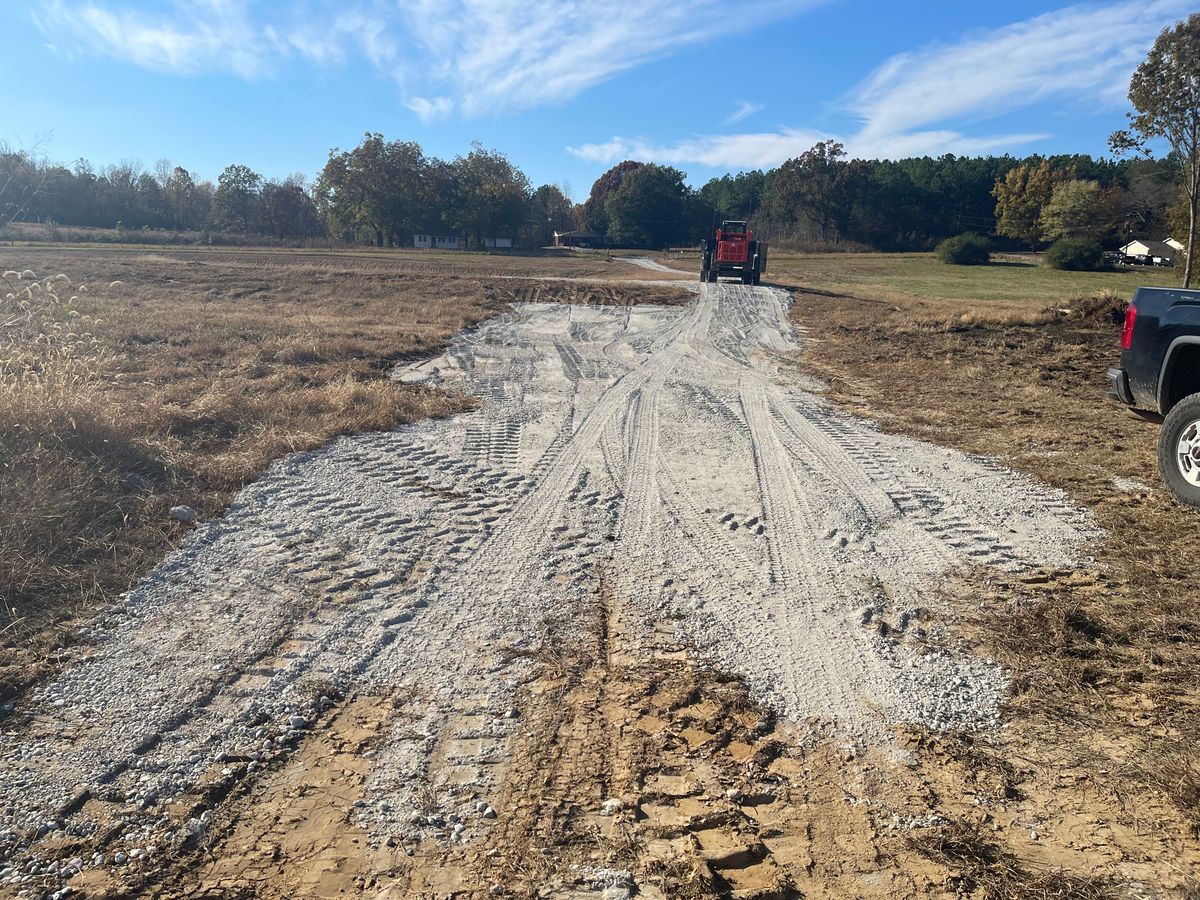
[0,137,51,236]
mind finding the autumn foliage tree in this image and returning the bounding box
[1111,12,1200,287]
[581,160,643,238]
[1038,180,1110,242]
[992,160,1060,247]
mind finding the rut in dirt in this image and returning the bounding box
[0,278,1091,891]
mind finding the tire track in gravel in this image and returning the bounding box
[0,277,1095,895]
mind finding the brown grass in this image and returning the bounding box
[906,821,1115,899]
[792,281,1200,880]
[0,248,689,700]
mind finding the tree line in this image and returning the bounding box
[0,135,1189,252]
[0,136,573,249]
[703,145,1186,250]
[0,150,327,239]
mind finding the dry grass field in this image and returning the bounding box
[791,279,1200,891]
[0,248,689,701]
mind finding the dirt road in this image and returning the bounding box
[0,276,1093,898]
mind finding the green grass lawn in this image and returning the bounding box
[763,252,1183,317]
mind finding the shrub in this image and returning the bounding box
[1043,238,1105,271]
[936,233,991,265]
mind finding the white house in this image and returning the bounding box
[483,237,513,249]
[413,234,460,250]
[1120,239,1176,261]
[1165,237,1185,254]
[554,230,597,248]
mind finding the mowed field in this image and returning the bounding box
[0,248,689,698]
[766,250,1181,312]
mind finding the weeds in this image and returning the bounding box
[1124,740,1200,835]
[906,821,1114,899]
[640,852,713,898]
[797,283,1200,887]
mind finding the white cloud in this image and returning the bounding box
[405,96,454,123]
[390,0,815,117]
[725,101,763,125]
[848,0,1195,142]
[568,127,1050,168]
[33,0,818,118]
[570,0,1196,170]
[570,130,827,169]
[34,0,270,78]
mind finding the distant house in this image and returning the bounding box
[554,230,597,248]
[483,237,513,250]
[1120,239,1176,261]
[413,234,460,250]
[1165,237,1186,254]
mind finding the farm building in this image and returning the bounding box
[554,230,597,248]
[1120,239,1177,261]
[483,237,513,249]
[413,234,460,250]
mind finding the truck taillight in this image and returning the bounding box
[1120,304,1137,350]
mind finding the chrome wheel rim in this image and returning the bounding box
[1176,418,1200,487]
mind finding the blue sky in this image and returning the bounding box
[0,0,1192,196]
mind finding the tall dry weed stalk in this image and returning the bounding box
[1,269,112,429]
[0,269,132,655]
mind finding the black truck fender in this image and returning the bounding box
[1157,335,1200,414]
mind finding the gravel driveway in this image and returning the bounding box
[0,276,1092,895]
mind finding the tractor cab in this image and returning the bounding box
[716,220,749,241]
[700,221,766,285]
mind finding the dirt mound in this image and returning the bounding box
[1044,291,1128,327]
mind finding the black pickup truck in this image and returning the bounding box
[1107,286,1200,508]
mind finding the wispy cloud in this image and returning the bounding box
[849,0,1193,141]
[570,130,827,170]
[33,0,818,118]
[570,0,1195,169]
[725,101,763,125]
[34,0,271,78]
[568,128,1049,169]
[405,96,454,124]
[376,0,815,118]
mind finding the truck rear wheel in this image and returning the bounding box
[1158,392,1200,509]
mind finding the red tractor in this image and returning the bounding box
[700,221,766,285]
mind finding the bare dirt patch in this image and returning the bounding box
[792,287,1200,891]
[126,575,965,900]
